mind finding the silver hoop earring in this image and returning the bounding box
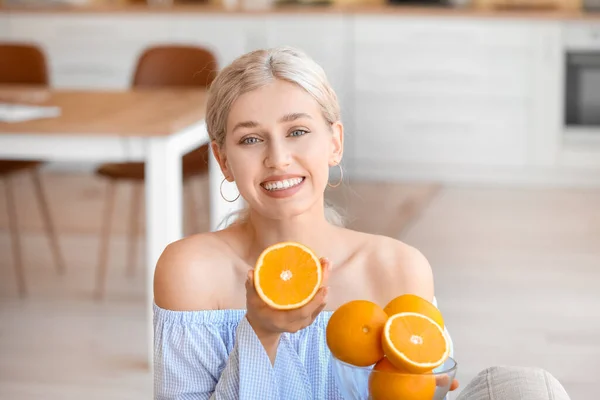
[328,163,343,188]
[220,178,240,203]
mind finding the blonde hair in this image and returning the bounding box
[205,46,345,228]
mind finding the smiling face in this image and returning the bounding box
[212,79,343,220]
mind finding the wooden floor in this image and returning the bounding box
[0,171,599,399]
[403,186,600,399]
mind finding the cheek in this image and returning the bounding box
[299,143,331,183]
[303,135,332,162]
[228,151,261,186]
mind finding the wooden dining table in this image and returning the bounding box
[0,86,244,365]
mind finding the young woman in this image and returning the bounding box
[153,46,570,400]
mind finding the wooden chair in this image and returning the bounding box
[94,45,217,299]
[0,43,66,297]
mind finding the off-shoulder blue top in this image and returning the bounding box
[153,298,454,399]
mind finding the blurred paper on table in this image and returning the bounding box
[0,103,61,123]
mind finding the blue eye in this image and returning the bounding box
[290,129,308,137]
[241,137,260,145]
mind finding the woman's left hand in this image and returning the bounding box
[436,375,459,391]
[450,379,459,391]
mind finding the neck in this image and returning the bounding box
[243,201,337,262]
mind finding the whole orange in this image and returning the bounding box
[383,294,445,329]
[326,300,387,367]
[369,357,436,400]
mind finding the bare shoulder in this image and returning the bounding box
[351,230,435,302]
[153,229,238,311]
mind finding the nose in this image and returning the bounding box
[264,139,292,170]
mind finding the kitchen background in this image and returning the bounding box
[1,0,600,398]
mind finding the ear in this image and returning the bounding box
[210,141,233,181]
[329,121,344,166]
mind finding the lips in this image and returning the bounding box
[261,177,305,192]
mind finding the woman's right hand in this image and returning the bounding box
[245,257,331,341]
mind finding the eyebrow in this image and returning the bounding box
[279,112,312,123]
[231,112,312,134]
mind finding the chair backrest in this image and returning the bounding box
[0,43,48,85]
[132,45,218,88]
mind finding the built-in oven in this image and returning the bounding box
[564,23,600,140]
[561,22,600,168]
[565,52,600,129]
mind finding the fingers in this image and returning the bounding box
[245,269,262,307]
[285,286,328,332]
[297,284,329,321]
[435,374,450,387]
[313,257,331,311]
[310,297,328,320]
[450,379,459,391]
[245,269,255,292]
[436,375,459,391]
[319,257,331,287]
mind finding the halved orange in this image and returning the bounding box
[382,312,450,374]
[253,241,322,310]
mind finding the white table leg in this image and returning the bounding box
[145,137,183,369]
[208,149,245,231]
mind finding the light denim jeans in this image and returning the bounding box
[456,366,571,400]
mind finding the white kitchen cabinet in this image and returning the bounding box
[527,21,564,168]
[6,13,174,88]
[351,16,537,169]
[0,15,8,38]
[7,13,171,40]
[167,14,251,71]
[563,20,600,50]
[353,92,529,166]
[2,10,597,184]
[4,13,259,89]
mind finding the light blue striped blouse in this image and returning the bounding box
[153,299,454,400]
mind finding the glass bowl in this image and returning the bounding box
[331,356,458,400]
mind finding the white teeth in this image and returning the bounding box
[262,177,303,191]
